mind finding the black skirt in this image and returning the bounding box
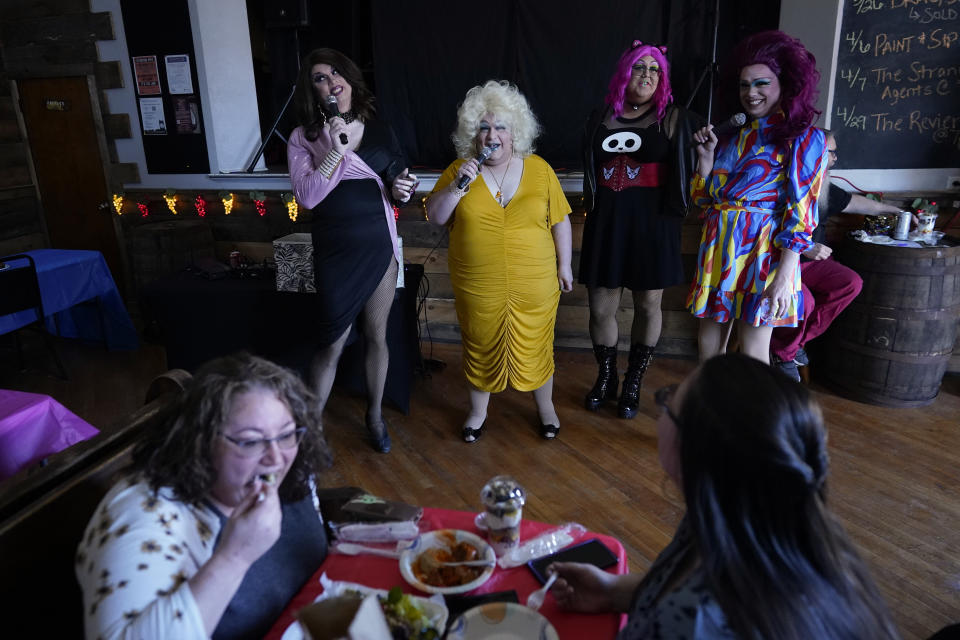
[311,178,393,347]
[578,186,684,291]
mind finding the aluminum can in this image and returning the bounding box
[892,211,911,240]
[229,250,241,269]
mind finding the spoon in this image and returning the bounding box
[437,559,496,568]
[525,571,557,611]
[333,542,400,559]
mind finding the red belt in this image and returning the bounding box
[598,157,665,191]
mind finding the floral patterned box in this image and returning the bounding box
[273,233,315,293]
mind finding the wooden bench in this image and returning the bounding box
[0,370,190,638]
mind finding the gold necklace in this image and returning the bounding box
[484,156,512,204]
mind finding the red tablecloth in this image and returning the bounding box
[0,389,99,480]
[264,507,628,640]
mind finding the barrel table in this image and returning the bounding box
[818,235,960,407]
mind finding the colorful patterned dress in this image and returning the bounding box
[686,112,826,327]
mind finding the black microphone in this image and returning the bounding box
[324,95,348,145]
[689,112,747,148]
[457,143,500,189]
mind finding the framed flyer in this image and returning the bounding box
[139,97,167,135]
[132,55,161,96]
[173,95,201,134]
[164,54,194,95]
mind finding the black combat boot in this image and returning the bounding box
[584,344,619,411]
[618,343,656,419]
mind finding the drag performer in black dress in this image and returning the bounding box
[580,40,701,419]
[288,48,418,453]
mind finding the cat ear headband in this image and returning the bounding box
[631,39,668,54]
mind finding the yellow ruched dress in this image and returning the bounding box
[432,155,571,392]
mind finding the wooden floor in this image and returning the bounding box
[3,337,958,638]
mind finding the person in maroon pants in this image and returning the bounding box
[771,131,907,380]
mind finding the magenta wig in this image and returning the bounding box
[605,40,673,121]
[720,30,821,144]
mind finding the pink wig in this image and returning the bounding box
[605,40,673,121]
[721,30,821,144]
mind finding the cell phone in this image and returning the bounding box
[527,538,619,584]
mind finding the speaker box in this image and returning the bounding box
[265,0,310,28]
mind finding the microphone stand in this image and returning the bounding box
[245,83,296,173]
[684,0,721,123]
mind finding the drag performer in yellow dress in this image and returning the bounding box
[427,80,573,443]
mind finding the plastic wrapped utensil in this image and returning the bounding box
[496,522,586,569]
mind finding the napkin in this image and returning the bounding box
[297,593,392,640]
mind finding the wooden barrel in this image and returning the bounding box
[818,235,960,407]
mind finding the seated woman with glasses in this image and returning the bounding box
[549,354,900,639]
[76,353,333,640]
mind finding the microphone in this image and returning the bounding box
[689,113,747,148]
[324,95,348,145]
[457,143,501,189]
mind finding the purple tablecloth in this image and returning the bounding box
[0,390,99,480]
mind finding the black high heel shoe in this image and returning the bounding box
[366,417,391,453]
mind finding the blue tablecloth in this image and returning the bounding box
[0,249,138,350]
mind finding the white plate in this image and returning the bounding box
[447,602,559,640]
[280,578,448,640]
[868,235,894,244]
[399,529,496,595]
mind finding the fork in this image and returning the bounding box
[525,571,558,610]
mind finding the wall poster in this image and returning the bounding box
[139,97,167,135]
[132,55,161,96]
[164,54,194,94]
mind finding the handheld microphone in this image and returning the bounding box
[457,143,500,189]
[689,112,747,148]
[324,95,349,145]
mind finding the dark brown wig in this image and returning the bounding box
[293,47,375,142]
[130,352,333,505]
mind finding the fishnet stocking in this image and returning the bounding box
[310,258,399,422]
[360,258,399,423]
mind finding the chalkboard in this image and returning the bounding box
[831,0,960,169]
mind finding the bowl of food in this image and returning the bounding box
[400,529,496,595]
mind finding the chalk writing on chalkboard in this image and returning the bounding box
[832,0,960,169]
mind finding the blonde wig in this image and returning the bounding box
[451,80,541,159]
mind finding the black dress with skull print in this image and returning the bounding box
[577,111,684,291]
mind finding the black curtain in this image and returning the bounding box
[371,1,515,172]
[249,0,779,171]
[371,1,706,170]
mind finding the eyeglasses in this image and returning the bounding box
[827,148,838,158]
[654,385,682,427]
[220,427,306,458]
[631,64,662,77]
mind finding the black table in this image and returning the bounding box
[140,264,423,413]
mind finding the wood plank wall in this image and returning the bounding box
[0,34,44,256]
[0,0,137,255]
[113,187,960,372]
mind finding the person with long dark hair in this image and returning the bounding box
[579,40,701,418]
[288,48,417,453]
[549,353,900,639]
[687,31,828,363]
[76,353,334,640]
